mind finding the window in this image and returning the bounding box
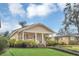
[24,33,35,40]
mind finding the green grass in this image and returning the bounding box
[63,45,79,51]
[0,48,73,56]
[65,47,79,51]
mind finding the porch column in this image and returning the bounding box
[35,33,37,41]
[42,33,44,43]
[22,32,24,40]
[42,33,46,46]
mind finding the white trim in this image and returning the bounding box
[23,31,52,34]
[41,33,43,43]
[35,33,37,41]
[22,32,24,40]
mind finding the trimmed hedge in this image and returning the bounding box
[46,39,57,46]
[15,40,24,48]
[9,38,61,48]
[9,39,41,48]
[9,39,16,47]
[24,39,39,47]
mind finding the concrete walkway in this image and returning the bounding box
[48,46,79,56]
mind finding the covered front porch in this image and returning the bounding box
[18,32,52,44]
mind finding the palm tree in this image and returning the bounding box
[19,21,27,28]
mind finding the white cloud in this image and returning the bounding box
[26,3,57,18]
[8,3,25,17]
[8,3,66,19]
[0,21,21,33]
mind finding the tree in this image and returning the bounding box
[58,28,66,35]
[72,4,79,33]
[3,31,9,37]
[63,3,72,33]
[63,3,79,34]
[19,21,27,27]
[0,36,9,54]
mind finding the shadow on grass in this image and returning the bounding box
[9,50,15,56]
[0,50,6,55]
[0,48,9,55]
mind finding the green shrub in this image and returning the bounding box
[24,39,39,47]
[9,39,16,47]
[37,43,46,48]
[58,41,67,45]
[0,36,9,51]
[46,39,57,46]
[9,39,39,48]
[15,40,24,48]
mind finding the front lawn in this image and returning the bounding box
[1,48,73,56]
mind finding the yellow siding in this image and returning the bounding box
[58,37,70,44]
[18,32,23,40]
[23,25,53,33]
[10,33,18,40]
[10,25,54,41]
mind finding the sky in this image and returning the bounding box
[0,3,66,33]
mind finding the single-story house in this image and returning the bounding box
[10,23,55,46]
[10,23,79,45]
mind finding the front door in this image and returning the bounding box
[37,33,42,43]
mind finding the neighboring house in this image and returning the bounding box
[10,23,55,45]
[55,34,79,45]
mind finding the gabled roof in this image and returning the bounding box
[10,23,55,37]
